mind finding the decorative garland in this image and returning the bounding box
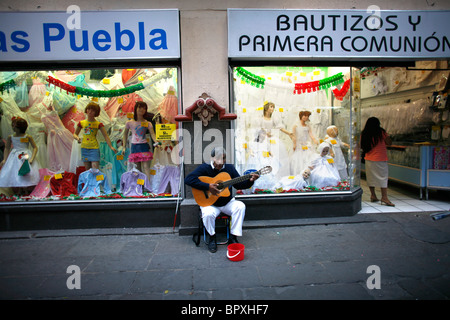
[0,68,173,97]
[0,79,16,94]
[235,67,265,88]
[332,79,351,101]
[235,67,345,96]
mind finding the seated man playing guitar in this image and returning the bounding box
[185,147,260,253]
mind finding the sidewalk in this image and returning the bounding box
[0,209,449,301]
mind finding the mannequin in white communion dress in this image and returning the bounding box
[290,110,319,176]
[249,102,293,190]
[308,142,341,189]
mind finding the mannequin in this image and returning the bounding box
[290,110,319,176]
[73,102,117,170]
[122,101,157,180]
[309,142,341,189]
[325,125,350,180]
[0,117,40,194]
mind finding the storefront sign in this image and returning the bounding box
[228,9,450,59]
[0,10,180,61]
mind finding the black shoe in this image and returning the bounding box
[208,234,217,253]
[229,235,239,244]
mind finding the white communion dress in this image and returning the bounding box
[290,124,317,176]
[0,136,40,187]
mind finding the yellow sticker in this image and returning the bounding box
[288,176,295,179]
[137,179,145,185]
[141,121,148,128]
[242,108,247,113]
[302,146,308,150]
[330,139,337,145]
[150,169,156,175]
[117,97,124,104]
[286,71,292,77]
[20,137,29,143]
[96,175,104,181]
[243,143,248,149]
[263,151,270,157]
[155,123,176,141]
[55,173,63,180]
[102,78,110,84]
[269,139,276,144]
[116,155,124,160]
[327,158,334,164]
[127,112,134,119]
[44,175,51,181]
[279,107,284,112]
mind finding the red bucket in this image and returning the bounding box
[227,243,245,261]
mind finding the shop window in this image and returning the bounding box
[230,66,361,195]
[0,67,180,202]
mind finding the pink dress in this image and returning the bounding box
[41,110,74,171]
[158,86,178,124]
[28,78,46,109]
[29,168,56,198]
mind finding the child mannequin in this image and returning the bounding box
[290,110,319,176]
[122,101,157,179]
[325,125,350,180]
[0,117,40,194]
[73,102,117,170]
[273,168,310,192]
[308,142,340,189]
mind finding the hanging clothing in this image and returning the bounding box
[27,123,48,169]
[157,165,180,195]
[158,86,178,124]
[120,169,152,197]
[77,168,112,197]
[41,110,74,172]
[28,78,46,109]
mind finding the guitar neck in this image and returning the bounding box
[220,172,256,189]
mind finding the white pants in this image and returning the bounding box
[201,198,246,237]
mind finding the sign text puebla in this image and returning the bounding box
[0,9,180,61]
[228,9,450,59]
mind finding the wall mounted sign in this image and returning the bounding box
[228,9,450,60]
[0,9,180,61]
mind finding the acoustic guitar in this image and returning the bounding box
[192,166,272,207]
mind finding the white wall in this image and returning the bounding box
[1,0,449,111]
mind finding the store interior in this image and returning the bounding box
[0,67,181,202]
[0,62,449,203]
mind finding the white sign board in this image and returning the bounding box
[228,9,450,59]
[0,10,180,61]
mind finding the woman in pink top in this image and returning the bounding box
[361,117,395,206]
